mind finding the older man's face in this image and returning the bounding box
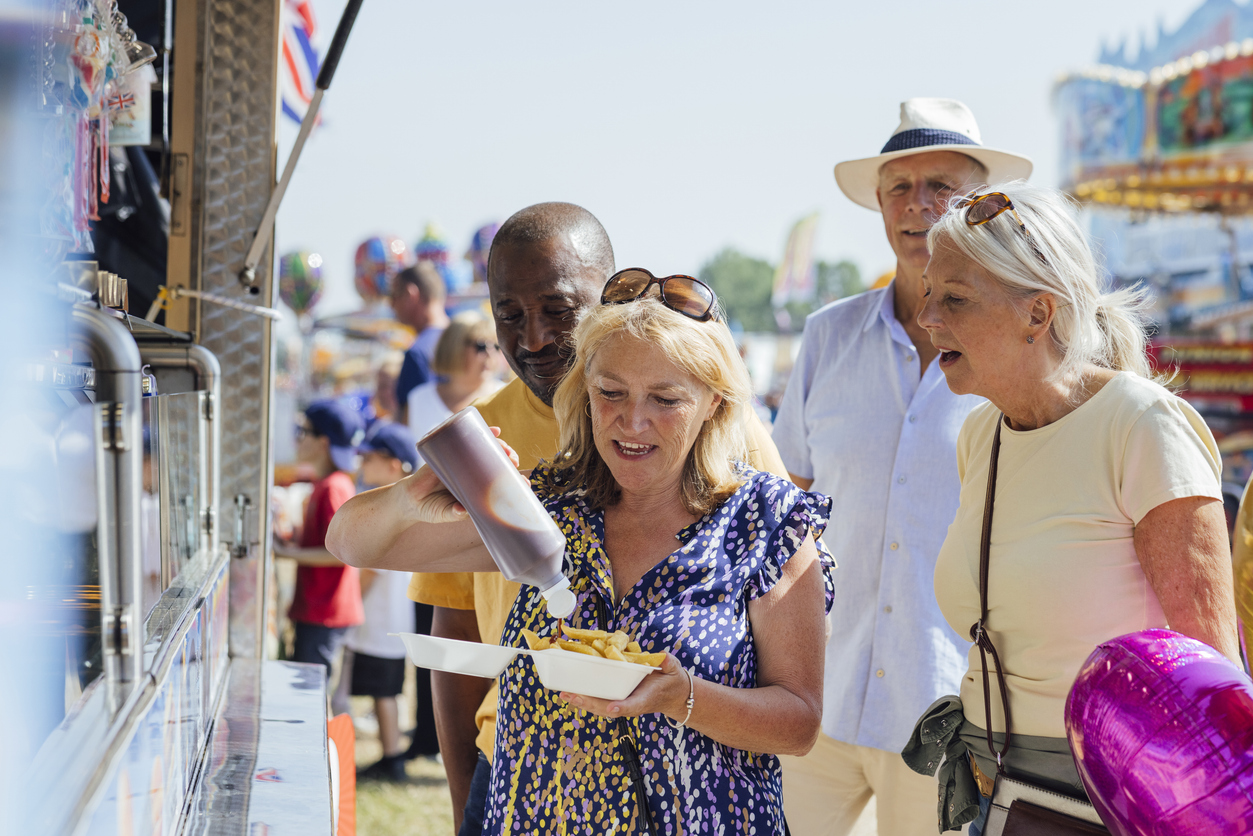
[488,235,605,406]
[876,151,985,275]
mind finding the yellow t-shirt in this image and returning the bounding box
[934,372,1222,739]
[410,376,791,758]
[408,378,553,757]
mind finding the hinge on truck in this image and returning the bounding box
[104,604,134,656]
[101,402,128,452]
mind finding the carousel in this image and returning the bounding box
[1052,40,1253,836]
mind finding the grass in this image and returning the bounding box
[349,691,454,835]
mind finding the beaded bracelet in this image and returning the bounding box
[666,666,695,728]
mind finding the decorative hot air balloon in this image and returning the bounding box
[465,221,499,284]
[278,250,324,316]
[1065,629,1253,836]
[353,235,409,303]
[414,222,458,291]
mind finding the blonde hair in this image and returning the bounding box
[376,349,404,379]
[550,297,752,515]
[431,311,497,376]
[927,180,1152,382]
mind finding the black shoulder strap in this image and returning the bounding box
[969,416,1014,773]
[595,595,659,835]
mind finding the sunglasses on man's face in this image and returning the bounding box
[600,268,718,322]
[294,423,317,440]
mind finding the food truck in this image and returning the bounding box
[5,0,356,832]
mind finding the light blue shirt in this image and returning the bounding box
[772,283,982,753]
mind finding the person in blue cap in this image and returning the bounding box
[346,422,441,781]
[275,399,366,683]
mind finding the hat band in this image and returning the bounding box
[880,128,978,154]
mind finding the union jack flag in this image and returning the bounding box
[107,90,136,112]
[279,0,320,124]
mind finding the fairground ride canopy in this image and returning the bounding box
[1058,40,1253,213]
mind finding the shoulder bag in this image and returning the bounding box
[972,417,1109,836]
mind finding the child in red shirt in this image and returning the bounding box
[275,400,366,678]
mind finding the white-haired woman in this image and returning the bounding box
[338,271,835,834]
[902,182,1239,834]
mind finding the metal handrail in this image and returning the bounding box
[70,305,143,707]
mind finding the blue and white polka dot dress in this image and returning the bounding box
[485,467,836,835]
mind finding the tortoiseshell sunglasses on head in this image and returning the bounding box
[956,191,1046,263]
[600,268,719,322]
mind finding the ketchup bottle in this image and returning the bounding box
[415,407,576,619]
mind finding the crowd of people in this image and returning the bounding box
[273,282,512,780]
[292,96,1237,836]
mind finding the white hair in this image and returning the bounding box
[927,180,1152,382]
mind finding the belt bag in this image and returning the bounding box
[973,417,1108,836]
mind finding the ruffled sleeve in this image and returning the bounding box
[742,472,837,613]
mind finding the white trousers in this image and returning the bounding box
[779,732,938,836]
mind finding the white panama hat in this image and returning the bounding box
[834,98,1034,212]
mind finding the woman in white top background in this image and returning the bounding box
[406,310,505,444]
[907,181,1239,835]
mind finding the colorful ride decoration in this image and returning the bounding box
[277,250,324,316]
[1057,41,1253,213]
[414,222,458,290]
[1148,340,1253,484]
[353,235,409,303]
[465,222,499,284]
[1065,629,1253,836]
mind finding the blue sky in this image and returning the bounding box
[275,0,1202,317]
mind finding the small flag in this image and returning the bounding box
[106,90,136,112]
[771,213,819,308]
[279,0,321,124]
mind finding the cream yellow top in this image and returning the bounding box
[934,372,1222,738]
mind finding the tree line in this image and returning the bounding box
[697,249,866,333]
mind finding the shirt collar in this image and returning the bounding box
[869,280,896,332]
[862,280,916,349]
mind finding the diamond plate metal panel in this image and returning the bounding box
[186,0,281,659]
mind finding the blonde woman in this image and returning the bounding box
[905,182,1239,834]
[405,310,504,445]
[335,272,836,834]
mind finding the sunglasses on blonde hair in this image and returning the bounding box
[600,268,719,322]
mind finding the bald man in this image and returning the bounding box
[327,202,788,834]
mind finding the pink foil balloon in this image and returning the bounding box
[1065,629,1253,836]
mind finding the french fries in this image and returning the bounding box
[519,623,664,667]
[519,628,551,651]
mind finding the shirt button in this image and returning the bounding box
[884,605,893,613]
[906,354,915,362]
[889,542,899,551]
[898,475,906,484]
[908,415,917,423]
[876,669,885,678]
